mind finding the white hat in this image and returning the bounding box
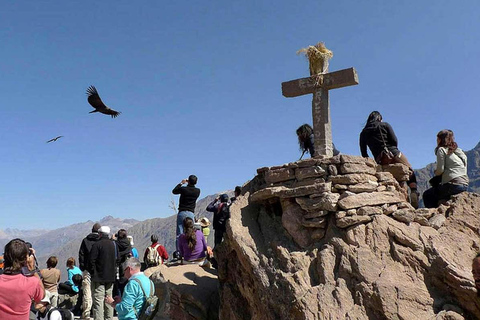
[99,226,110,235]
[199,217,211,227]
[41,290,51,304]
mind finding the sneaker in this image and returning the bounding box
[410,191,419,209]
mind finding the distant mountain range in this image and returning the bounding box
[3,140,479,280]
[0,191,231,280]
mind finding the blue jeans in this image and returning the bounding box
[176,211,195,251]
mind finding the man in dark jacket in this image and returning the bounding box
[89,226,116,320]
[206,194,231,246]
[172,175,200,253]
[78,222,101,320]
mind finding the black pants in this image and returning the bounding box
[423,183,468,208]
[214,228,226,247]
[58,282,77,295]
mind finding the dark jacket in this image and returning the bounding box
[172,184,201,212]
[306,134,340,157]
[78,232,99,272]
[360,121,400,160]
[207,200,230,230]
[116,238,132,264]
[88,234,117,283]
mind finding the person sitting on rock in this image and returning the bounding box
[296,123,340,159]
[359,111,419,208]
[423,129,469,208]
[178,217,212,267]
[40,256,61,307]
[58,257,82,295]
[35,290,75,320]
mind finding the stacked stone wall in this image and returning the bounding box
[249,155,440,248]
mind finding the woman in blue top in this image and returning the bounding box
[58,257,82,294]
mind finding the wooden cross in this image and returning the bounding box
[282,67,359,157]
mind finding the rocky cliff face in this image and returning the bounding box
[216,155,480,320]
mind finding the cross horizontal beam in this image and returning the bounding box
[282,67,358,98]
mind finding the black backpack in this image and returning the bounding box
[216,203,231,226]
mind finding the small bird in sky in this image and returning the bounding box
[86,85,121,118]
[46,136,63,143]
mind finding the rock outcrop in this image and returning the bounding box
[216,155,480,320]
[148,264,220,320]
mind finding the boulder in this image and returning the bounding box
[217,192,480,319]
[147,264,220,320]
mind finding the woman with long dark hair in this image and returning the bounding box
[178,217,211,265]
[359,111,419,208]
[423,129,468,208]
[296,124,340,159]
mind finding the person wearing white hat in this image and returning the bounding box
[199,217,211,245]
[126,236,138,259]
[89,226,116,320]
[35,290,75,320]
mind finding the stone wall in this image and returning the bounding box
[216,155,480,320]
[250,154,440,249]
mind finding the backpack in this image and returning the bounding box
[133,278,159,320]
[146,244,162,266]
[216,203,231,227]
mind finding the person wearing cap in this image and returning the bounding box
[206,194,231,246]
[89,226,117,320]
[199,217,211,244]
[78,222,101,320]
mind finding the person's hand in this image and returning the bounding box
[207,246,213,258]
[113,296,122,303]
[105,296,114,304]
[27,254,36,271]
[181,179,188,184]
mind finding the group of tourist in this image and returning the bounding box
[0,110,472,319]
[172,175,240,267]
[0,173,240,320]
[298,111,469,209]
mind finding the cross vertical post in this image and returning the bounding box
[282,67,359,157]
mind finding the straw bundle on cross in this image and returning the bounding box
[297,42,333,80]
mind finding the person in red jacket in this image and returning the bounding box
[143,235,169,267]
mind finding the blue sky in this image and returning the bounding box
[1,1,479,229]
